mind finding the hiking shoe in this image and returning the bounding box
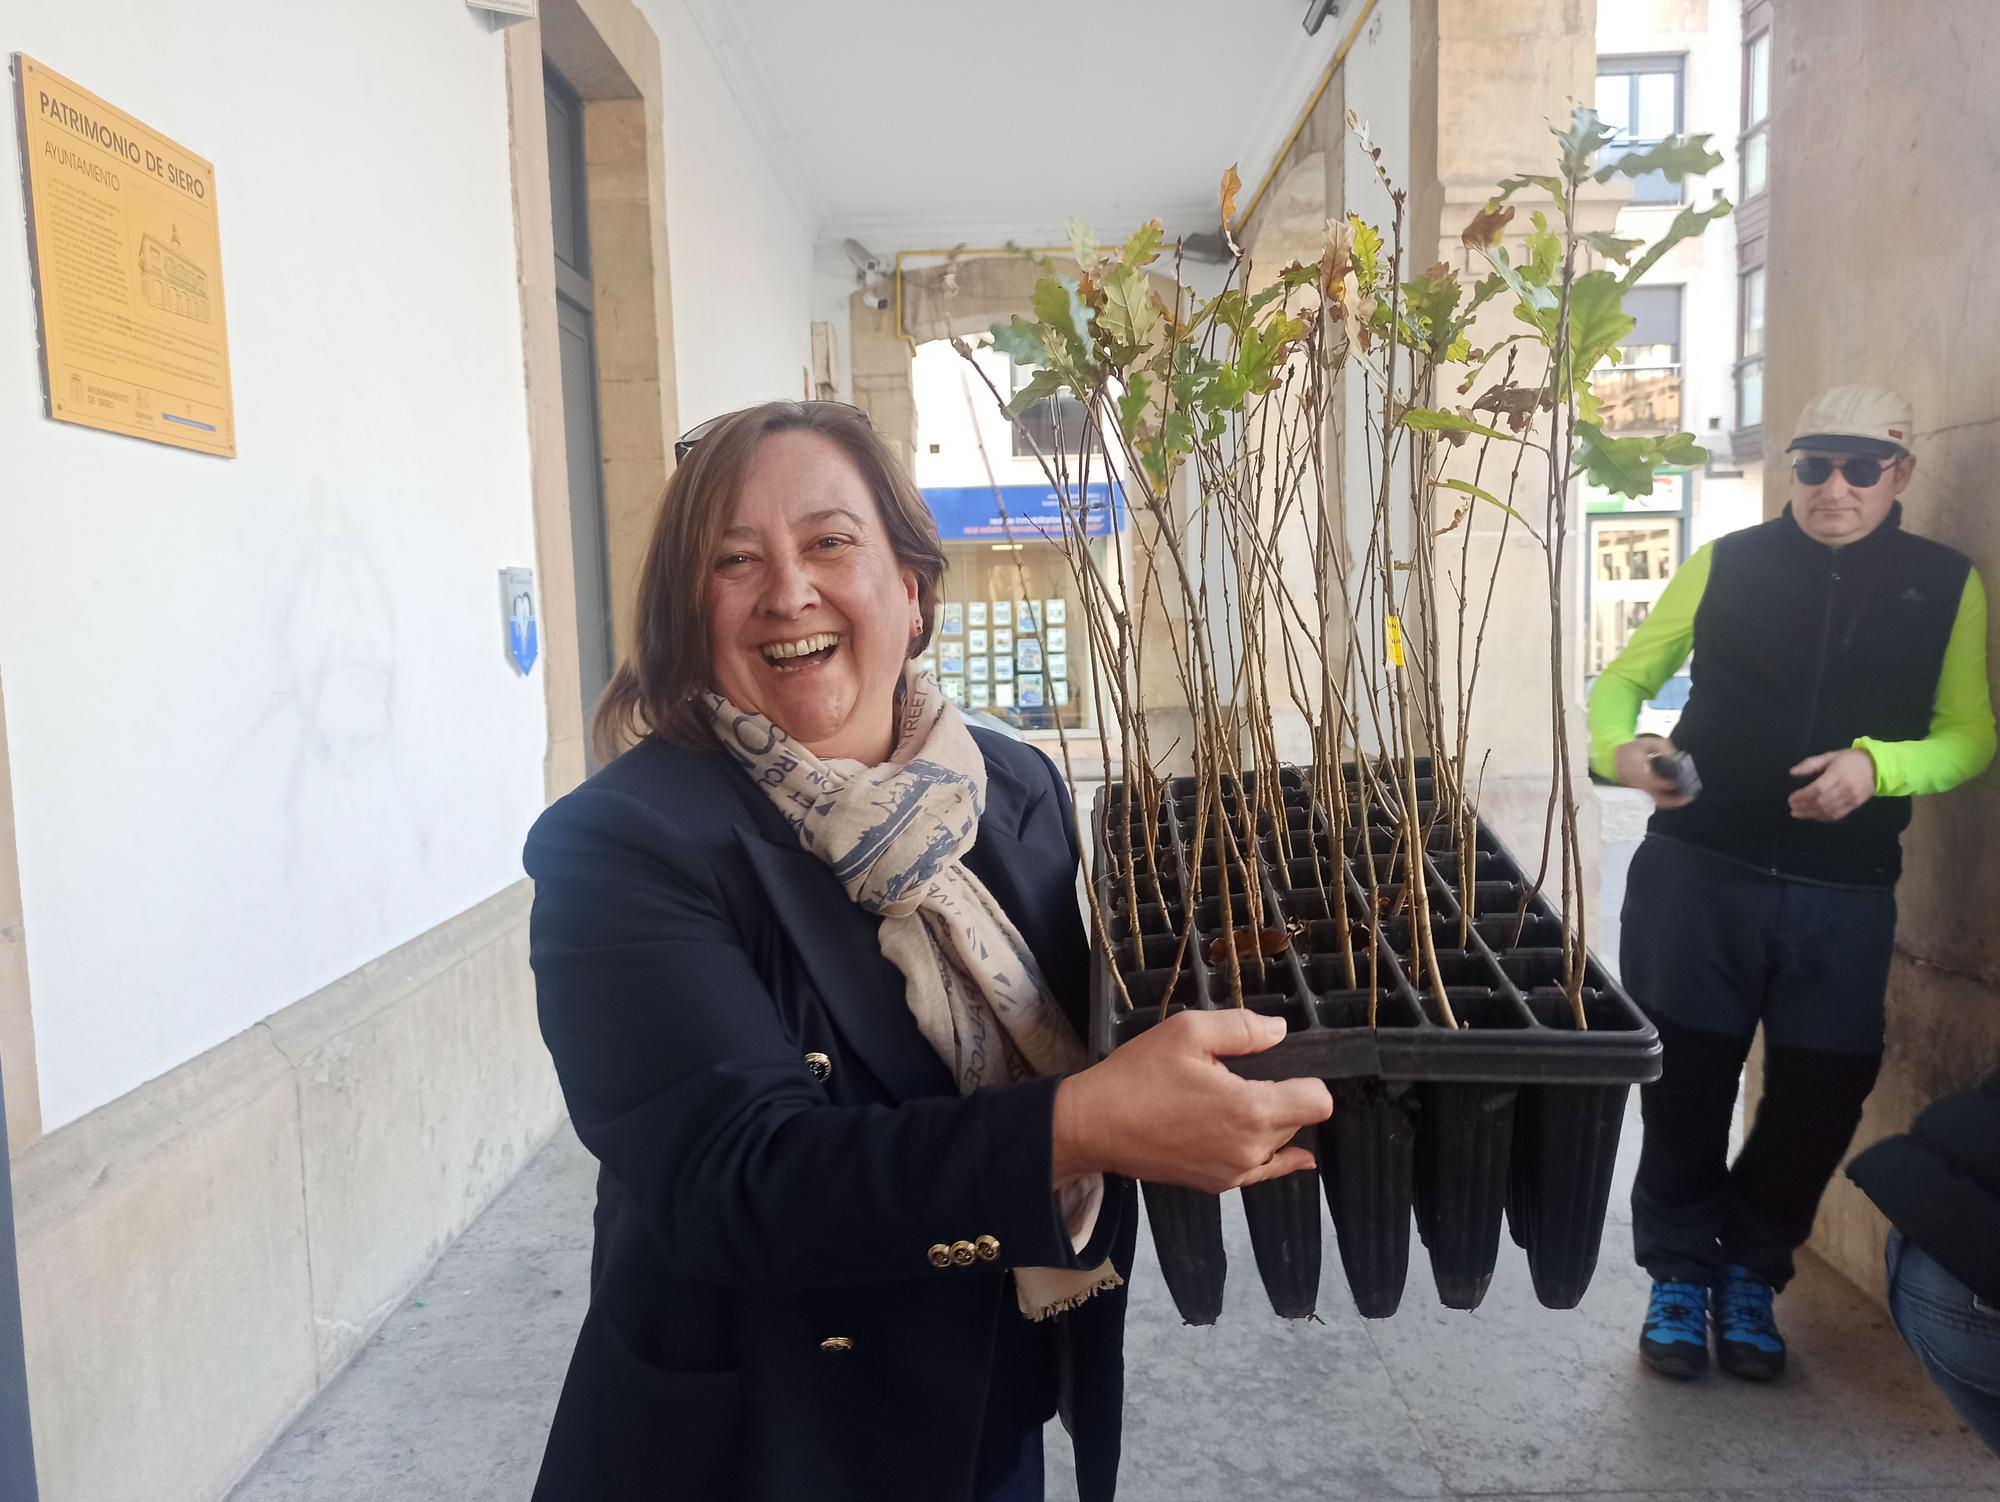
[1714,1264,1786,1381]
[1640,1279,1710,1378]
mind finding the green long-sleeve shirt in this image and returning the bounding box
[1588,542,1997,796]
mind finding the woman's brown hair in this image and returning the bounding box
[592,401,947,762]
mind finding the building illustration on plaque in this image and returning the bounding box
[138,226,212,323]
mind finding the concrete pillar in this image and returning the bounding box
[1746,0,2000,1296]
[1405,0,1606,884]
[848,294,917,474]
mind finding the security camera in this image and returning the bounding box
[1302,0,1340,35]
[844,238,889,279]
[859,289,891,312]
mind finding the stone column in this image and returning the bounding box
[1406,0,1606,887]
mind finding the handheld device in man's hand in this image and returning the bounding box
[1648,748,1702,799]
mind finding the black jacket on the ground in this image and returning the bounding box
[524,731,1134,1502]
[1848,1067,2000,1305]
[1655,503,1969,886]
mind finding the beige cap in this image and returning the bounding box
[1788,384,1915,457]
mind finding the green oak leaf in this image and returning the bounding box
[1120,219,1164,269]
[990,316,1047,368]
[1004,365,1069,419]
[1116,373,1154,437]
[1595,134,1724,184]
[1562,270,1638,383]
[1032,275,1097,363]
[1555,107,1618,182]
[1524,213,1561,285]
[1496,173,1568,212]
[1658,431,1708,467]
[1574,421,1663,499]
[1440,477,1539,536]
[1400,408,1516,443]
[1621,199,1734,287]
[1067,217,1105,271]
[1582,231,1645,264]
[1097,262,1160,351]
[1349,216,1384,283]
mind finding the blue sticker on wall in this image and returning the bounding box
[500,567,538,675]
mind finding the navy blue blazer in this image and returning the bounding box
[524,728,1134,1501]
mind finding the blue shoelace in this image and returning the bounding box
[1645,1280,1708,1345]
[1716,1267,1784,1352]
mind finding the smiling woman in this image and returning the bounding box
[524,400,1331,1501]
[593,401,945,762]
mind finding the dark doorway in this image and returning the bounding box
[544,66,615,754]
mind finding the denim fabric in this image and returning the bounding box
[1887,1229,2000,1456]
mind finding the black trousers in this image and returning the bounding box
[1621,836,1890,1290]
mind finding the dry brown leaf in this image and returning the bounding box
[1220,164,1243,257]
[1460,201,1516,250]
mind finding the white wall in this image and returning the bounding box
[643,0,816,424]
[0,2,552,1129]
[912,340,1067,490]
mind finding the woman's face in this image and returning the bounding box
[707,431,920,764]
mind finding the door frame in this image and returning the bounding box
[504,0,679,798]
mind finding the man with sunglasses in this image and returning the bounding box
[1588,384,1995,1385]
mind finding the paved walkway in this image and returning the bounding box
[230,792,1998,1501]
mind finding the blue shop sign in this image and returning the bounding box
[921,481,1122,542]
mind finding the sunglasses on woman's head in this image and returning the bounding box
[673,401,872,462]
[1792,454,1899,488]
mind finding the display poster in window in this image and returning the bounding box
[994,655,1015,682]
[994,681,1016,709]
[1017,601,1040,633]
[1053,680,1070,706]
[1046,626,1067,655]
[940,676,964,704]
[991,600,1012,627]
[16,56,237,455]
[969,628,988,655]
[969,682,991,708]
[993,628,1012,655]
[1048,652,1068,682]
[1017,674,1046,708]
[969,656,990,682]
[1045,598,1066,626]
[1016,638,1043,672]
[940,642,964,675]
[941,602,964,635]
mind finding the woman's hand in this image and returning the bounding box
[1051,1010,1334,1194]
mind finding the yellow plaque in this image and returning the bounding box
[15,56,235,456]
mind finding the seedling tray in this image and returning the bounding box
[1088,767,1659,1321]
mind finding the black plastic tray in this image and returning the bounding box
[1088,771,1661,1089]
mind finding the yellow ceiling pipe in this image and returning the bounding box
[1236,0,1379,235]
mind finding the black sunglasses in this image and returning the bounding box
[1792,454,1899,488]
[673,401,870,462]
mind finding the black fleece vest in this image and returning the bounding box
[1651,503,1969,887]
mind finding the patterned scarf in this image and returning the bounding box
[708,666,1121,1319]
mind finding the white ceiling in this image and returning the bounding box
[679,0,1347,250]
